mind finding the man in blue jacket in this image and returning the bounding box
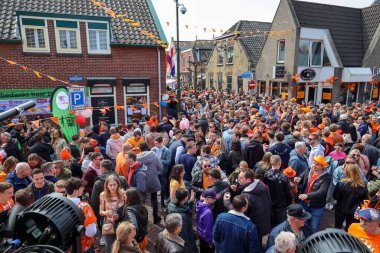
[213,195,261,253]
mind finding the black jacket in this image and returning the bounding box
[333,181,368,215]
[244,140,264,169]
[242,180,272,236]
[27,142,54,162]
[263,170,292,208]
[4,141,24,161]
[362,144,379,167]
[156,230,185,253]
[337,120,350,134]
[298,168,331,208]
[99,131,111,148]
[122,205,148,243]
[207,180,230,219]
[268,143,292,169]
[190,171,204,199]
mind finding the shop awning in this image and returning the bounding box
[342,68,372,83]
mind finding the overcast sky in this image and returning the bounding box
[150,0,374,43]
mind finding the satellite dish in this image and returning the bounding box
[162,94,169,100]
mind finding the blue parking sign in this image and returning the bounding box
[69,87,85,109]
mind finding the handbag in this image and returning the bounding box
[102,222,115,235]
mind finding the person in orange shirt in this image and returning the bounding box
[0,182,14,214]
[322,129,334,147]
[127,130,144,154]
[66,177,97,253]
[371,116,380,140]
[115,143,132,177]
[348,208,380,253]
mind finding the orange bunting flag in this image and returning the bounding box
[285,30,289,35]
[50,117,59,125]
[48,76,57,82]
[21,66,28,72]
[234,31,239,36]
[203,28,207,32]
[34,71,42,78]
[123,18,133,23]
[269,32,274,38]
[156,40,163,44]
[242,31,246,35]
[166,100,171,104]
[115,105,125,110]
[99,109,107,115]
[166,22,170,27]
[104,8,116,18]
[142,104,148,109]
[91,0,101,6]
[104,106,111,111]
[162,44,168,49]
[7,60,17,65]
[116,14,127,18]
[212,29,216,32]
[277,31,282,36]
[153,102,159,108]
[130,22,140,27]
[250,32,254,35]
[185,25,189,29]
[321,81,325,85]
[69,110,76,114]
[220,29,223,33]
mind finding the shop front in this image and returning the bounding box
[87,77,117,125]
[123,78,150,124]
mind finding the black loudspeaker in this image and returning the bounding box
[15,193,84,252]
[299,228,371,253]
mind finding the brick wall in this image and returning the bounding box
[0,19,166,124]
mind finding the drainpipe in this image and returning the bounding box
[157,47,162,120]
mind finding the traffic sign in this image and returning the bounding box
[69,87,85,109]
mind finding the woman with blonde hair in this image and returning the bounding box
[254,152,272,172]
[349,148,370,177]
[112,221,141,253]
[0,156,18,182]
[51,128,68,160]
[333,164,368,231]
[228,161,250,185]
[213,138,227,170]
[99,170,125,253]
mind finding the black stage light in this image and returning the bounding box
[14,193,84,252]
[299,228,371,253]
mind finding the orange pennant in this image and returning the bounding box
[212,29,216,32]
[104,8,116,18]
[21,66,28,72]
[203,28,207,32]
[185,25,189,29]
[130,22,140,27]
[99,109,107,115]
[142,104,148,109]
[104,106,111,111]
[34,71,42,78]
[7,60,16,65]
[115,14,127,18]
[153,102,159,108]
[166,22,170,27]
[50,116,59,125]
[115,105,125,110]
[48,76,57,82]
[6,122,16,127]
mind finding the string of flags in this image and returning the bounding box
[89,0,168,48]
[0,56,76,87]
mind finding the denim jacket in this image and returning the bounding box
[213,211,261,253]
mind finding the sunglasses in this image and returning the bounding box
[96,158,104,161]
[203,165,211,168]
[308,138,315,141]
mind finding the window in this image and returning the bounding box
[237,76,243,92]
[227,46,234,64]
[210,75,214,88]
[218,75,223,89]
[277,40,285,63]
[297,40,325,67]
[21,18,49,52]
[217,51,224,65]
[55,20,81,53]
[87,22,110,54]
[227,76,232,91]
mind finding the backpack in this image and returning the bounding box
[320,139,333,156]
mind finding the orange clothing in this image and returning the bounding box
[203,173,213,189]
[372,122,380,134]
[77,201,97,252]
[127,137,144,154]
[115,152,129,177]
[0,199,14,213]
[211,144,217,156]
[348,223,380,253]
[309,127,318,133]
[139,235,148,252]
[330,132,344,146]
[0,171,7,182]
[323,137,334,147]
[307,171,320,194]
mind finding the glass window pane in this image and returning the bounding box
[218,75,222,89]
[98,31,108,50]
[36,29,45,48]
[311,42,322,66]
[89,30,97,50]
[323,49,331,66]
[217,51,223,65]
[25,28,36,48]
[278,40,285,62]
[298,40,309,66]
[69,31,77,49]
[227,46,234,64]
[59,30,68,48]
[227,76,232,91]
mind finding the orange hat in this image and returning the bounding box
[318,124,325,130]
[312,155,329,167]
[283,167,296,178]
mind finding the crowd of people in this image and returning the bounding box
[1,89,380,253]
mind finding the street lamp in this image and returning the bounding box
[175,0,186,112]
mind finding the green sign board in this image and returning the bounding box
[0,89,54,100]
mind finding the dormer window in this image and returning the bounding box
[87,22,110,54]
[21,17,50,53]
[55,20,81,54]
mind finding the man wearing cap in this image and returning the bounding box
[296,155,331,234]
[196,189,217,253]
[266,204,312,250]
[348,208,380,252]
[213,195,261,253]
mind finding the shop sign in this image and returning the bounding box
[69,76,84,82]
[274,66,285,78]
[296,91,305,99]
[373,88,379,99]
[0,89,54,114]
[300,68,316,81]
[322,92,332,100]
